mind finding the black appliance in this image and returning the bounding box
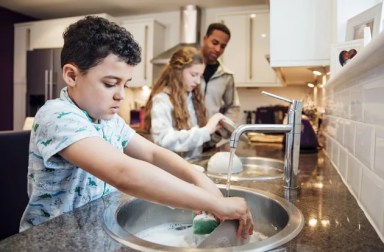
[26,48,66,116]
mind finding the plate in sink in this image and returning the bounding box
[206,156,284,181]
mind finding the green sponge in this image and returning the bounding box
[192,212,218,235]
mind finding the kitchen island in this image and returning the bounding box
[1,141,383,251]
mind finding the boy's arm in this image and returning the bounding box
[59,134,253,236]
[59,134,221,210]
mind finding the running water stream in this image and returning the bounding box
[225,148,236,197]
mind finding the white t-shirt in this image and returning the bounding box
[150,91,210,160]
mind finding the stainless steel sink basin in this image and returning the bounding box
[103,185,304,251]
[193,157,284,181]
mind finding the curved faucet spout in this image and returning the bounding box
[229,124,292,148]
[229,91,303,195]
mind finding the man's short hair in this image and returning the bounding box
[205,23,231,39]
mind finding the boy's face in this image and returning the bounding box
[67,54,133,122]
[201,29,230,65]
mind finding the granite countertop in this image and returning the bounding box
[1,142,383,251]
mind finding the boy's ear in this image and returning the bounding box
[62,64,78,87]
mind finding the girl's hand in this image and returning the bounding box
[204,113,226,134]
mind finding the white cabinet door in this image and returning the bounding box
[121,19,165,87]
[29,14,116,50]
[270,0,332,67]
[29,17,80,49]
[218,11,280,87]
[249,12,278,85]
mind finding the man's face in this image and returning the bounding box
[201,29,230,65]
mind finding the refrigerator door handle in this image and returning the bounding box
[49,69,53,100]
[44,69,49,101]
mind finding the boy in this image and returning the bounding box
[20,16,253,238]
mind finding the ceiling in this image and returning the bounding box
[0,0,323,86]
[0,0,266,19]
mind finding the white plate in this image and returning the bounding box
[220,118,249,142]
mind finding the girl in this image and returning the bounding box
[144,47,225,160]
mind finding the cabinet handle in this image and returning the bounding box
[144,25,148,81]
[249,17,253,80]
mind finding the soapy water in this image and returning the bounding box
[135,222,268,248]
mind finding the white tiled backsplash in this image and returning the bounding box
[324,61,384,240]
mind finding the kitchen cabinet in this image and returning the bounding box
[29,16,84,49]
[218,11,281,87]
[28,13,116,49]
[121,19,165,87]
[269,0,332,67]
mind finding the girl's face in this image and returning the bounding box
[67,54,133,122]
[182,63,205,92]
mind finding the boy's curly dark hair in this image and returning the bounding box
[61,16,141,73]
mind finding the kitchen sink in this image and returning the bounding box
[103,185,304,251]
[192,156,284,181]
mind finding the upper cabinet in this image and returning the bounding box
[121,19,165,87]
[218,11,281,87]
[27,13,116,50]
[269,0,332,67]
[29,16,84,49]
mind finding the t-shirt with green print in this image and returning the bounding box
[20,87,135,232]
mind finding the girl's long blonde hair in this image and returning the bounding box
[144,46,207,131]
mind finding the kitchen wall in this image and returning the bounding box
[323,0,384,242]
[236,86,316,123]
[0,8,36,130]
[117,85,314,125]
[118,87,151,124]
[6,3,314,130]
[334,0,382,43]
[323,28,384,243]
[117,4,314,125]
[118,5,267,51]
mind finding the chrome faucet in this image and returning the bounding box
[229,91,303,191]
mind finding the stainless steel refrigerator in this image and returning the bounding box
[26,48,66,116]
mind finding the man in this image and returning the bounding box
[200,23,241,145]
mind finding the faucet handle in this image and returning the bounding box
[261,91,293,104]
